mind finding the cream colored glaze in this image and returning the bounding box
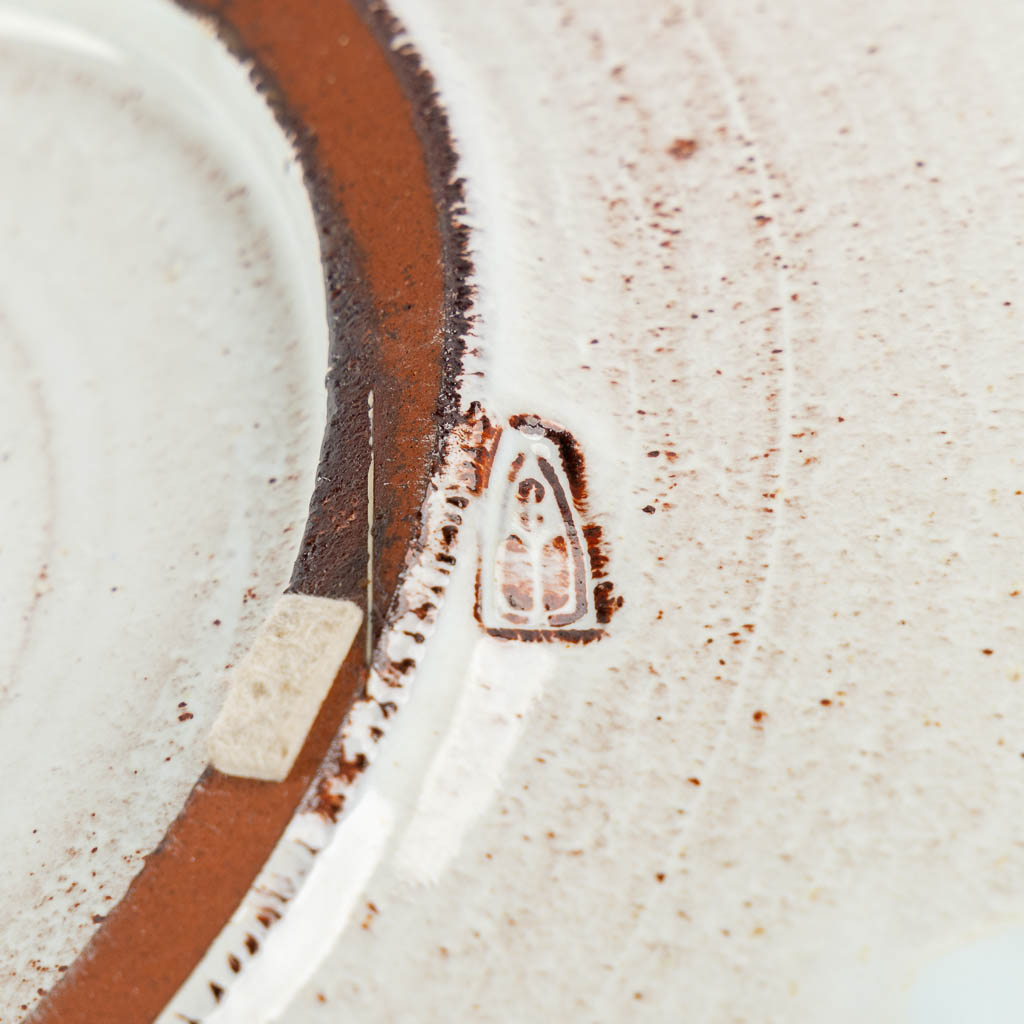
[0,0,325,1016]
[162,0,1024,1020]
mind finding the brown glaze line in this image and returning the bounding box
[30,1,465,1021]
[484,626,607,644]
[535,456,588,627]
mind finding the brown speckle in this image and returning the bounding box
[256,904,281,929]
[361,900,379,930]
[667,138,698,160]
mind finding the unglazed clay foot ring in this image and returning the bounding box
[29,2,467,1021]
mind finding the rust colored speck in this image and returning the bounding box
[594,581,623,625]
[667,138,698,160]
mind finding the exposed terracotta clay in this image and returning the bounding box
[28,1,466,1021]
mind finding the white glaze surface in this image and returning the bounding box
[168,0,1024,1020]
[0,0,325,1014]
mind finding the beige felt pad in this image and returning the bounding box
[208,594,363,782]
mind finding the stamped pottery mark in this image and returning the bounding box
[475,413,621,642]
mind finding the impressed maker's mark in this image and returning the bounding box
[475,413,621,642]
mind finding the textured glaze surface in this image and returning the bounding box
[172,0,1024,1021]
[0,0,326,1016]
